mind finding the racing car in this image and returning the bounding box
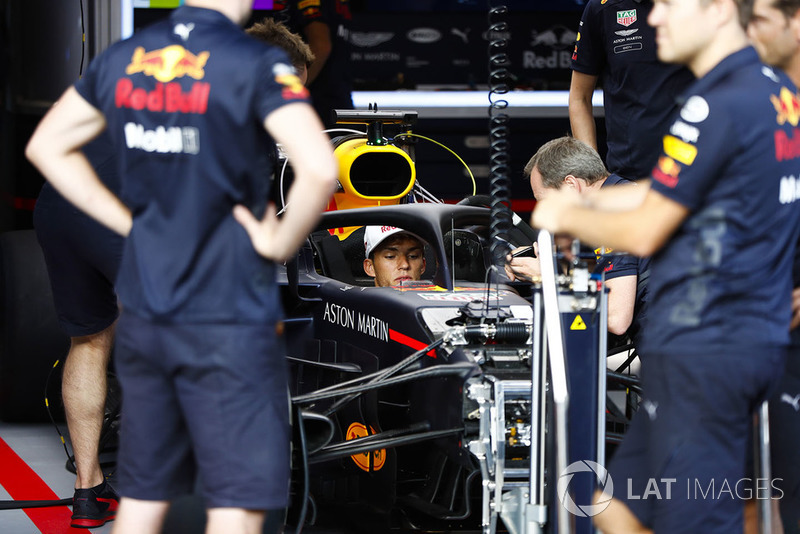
[276,198,611,534]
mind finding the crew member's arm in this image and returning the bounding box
[234,102,337,262]
[25,88,132,236]
[568,71,599,151]
[584,180,651,211]
[532,186,689,258]
[303,21,332,85]
[605,275,636,336]
[791,286,800,330]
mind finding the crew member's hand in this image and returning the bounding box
[531,187,582,233]
[505,244,541,281]
[233,203,287,262]
[790,286,800,330]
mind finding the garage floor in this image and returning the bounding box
[0,423,352,534]
[0,422,114,534]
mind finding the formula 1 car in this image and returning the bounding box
[279,197,613,534]
[271,109,622,534]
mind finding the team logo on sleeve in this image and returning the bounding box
[652,155,682,188]
[594,246,613,261]
[662,135,697,166]
[772,87,800,127]
[616,10,637,27]
[679,96,709,123]
[126,45,209,83]
[572,32,581,60]
[273,63,310,100]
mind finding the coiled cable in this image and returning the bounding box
[487,3,513,270]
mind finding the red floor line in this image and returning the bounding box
[0,436,88,533]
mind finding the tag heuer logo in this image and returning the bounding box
[617,10,637,27]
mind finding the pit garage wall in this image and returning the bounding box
[1,0,125,233]
[348,11,582,91]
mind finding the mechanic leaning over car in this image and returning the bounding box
[532,0,800,531]
[506,136,649,350]
[748,0,800,530]
[363,226,427,287]
[25,0,338,533]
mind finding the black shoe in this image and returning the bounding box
[71,480,119,528]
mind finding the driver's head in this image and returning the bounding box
[363,226,426,287]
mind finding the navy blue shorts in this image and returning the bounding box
[114,312,291,509]
[771,334,800,533]
[33,191,123,337]
[608,348,785,533]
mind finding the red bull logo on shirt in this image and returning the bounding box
[772,87,800,127]
[273,63,310,100]
[652,155,682,188]
[775,128,800,162]
[115,79,210,114]
[125,45,210,83]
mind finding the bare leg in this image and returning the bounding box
[62,322,116,489]
[207,508,266,534]
[110,497,170,534]
[744,498,785,534]
[592,492,653,534]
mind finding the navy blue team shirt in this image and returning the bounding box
[594,173,650,346]
[571,0,694,180]
[646,47,800,354]
[74,6,311,323]
[276,0,353,127]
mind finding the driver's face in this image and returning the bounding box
[366,237,426,287]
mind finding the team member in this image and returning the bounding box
[533,0,800,531]
[363,226,426,287]
[25,2,338,534]
[569,0,694,180]
[33,132,122,528]
[246,17,315,84]
[748,1,800,531]
[274,0,354,128]
[506,137,649,347]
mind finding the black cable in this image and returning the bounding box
[487,2,513,271]
[44,359,76,474]
[0,498,73,510]
[79,0,85,77]
[293,406,309,534]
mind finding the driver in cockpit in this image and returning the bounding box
[363,226,426,287]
